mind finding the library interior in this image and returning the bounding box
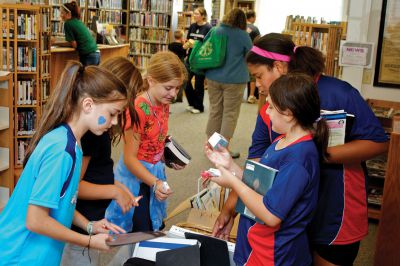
[0,0,399,265]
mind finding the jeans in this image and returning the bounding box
[80,50,100,66]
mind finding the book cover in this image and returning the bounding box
[164,136,191,167]
[235,160,278,223]
[321,110,355,146]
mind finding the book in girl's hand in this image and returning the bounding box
[164,136,191,167]
[235,160,278,223]
[321,110,355,147]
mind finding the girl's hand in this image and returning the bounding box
[114,182,142,212]
[210,165,237,189]
[90,233,112,251]
[212,211,235,241]
[154,180,173,201]
[92,219,126,234]
[170,163,185,170]
[204,142,233,169]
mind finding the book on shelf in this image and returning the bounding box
[235,160,278,223]
[164,136,191,167]
[321,109,354,147]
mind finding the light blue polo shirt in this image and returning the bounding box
[0,124,82,265]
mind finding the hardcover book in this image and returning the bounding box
[235,160,278,223]
[164,136,191,167]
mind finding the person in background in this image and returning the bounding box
[0,62,128,265]
[168,30,187,103]
[245,10,260,105]
[106,52,187,233]
[60,1,100,66]
[61,57,143,266]
[183,7,212,114]
[205,8,252,159]
[212,33,389,266]
[206,73,329,266]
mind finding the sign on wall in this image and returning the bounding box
[339,41,374,68]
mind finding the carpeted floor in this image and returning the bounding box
[110,91,377,265]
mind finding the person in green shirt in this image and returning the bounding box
[60,1,100,66]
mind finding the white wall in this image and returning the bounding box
[254,0,345,34]
[360,0,400,101]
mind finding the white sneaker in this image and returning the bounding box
[186,106,194,111]
[191,109,201,114]
[247,95,257,104]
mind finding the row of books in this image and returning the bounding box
[41,34,51,54]
[129,42,168,55]
[2,13,15,38]
[16,0,47,4]
[129,12,170,28]
[51,21,64,35]
[98,10,123,24]
[42,79,51,101]
[50,0,70,5]
[41,12,51,32]
[129,54,149,69]
[88,0,124,9]
[41,57,50,76]
[2,48,14,71]
[52,8,62,21]
[129,0,172,13]
[129,28,169,43]
[17,14,37,40]
[17,47,37,72]
[17,110,37,136]
[17,79,37,105]
[17,140,29,165]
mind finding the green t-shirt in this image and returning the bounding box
[64,18,97,55]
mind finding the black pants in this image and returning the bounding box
[131,183,153,232]
[185,63,205,112]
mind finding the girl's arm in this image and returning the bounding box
[77,156,139,213]
[123,129,171,201]
[26,205,110,251]
[211,166,281,227]
[327,140,388,164]
[72,210,125,235]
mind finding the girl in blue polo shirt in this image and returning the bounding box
[205,73,329,265]
[0,62,127,265]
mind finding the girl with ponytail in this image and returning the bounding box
[0,61,128,265]
[205,73,327,265]
[213,33,388,266]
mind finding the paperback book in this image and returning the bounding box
[164,136,191,167]
[235,160,278,223]
[321,110,354,146]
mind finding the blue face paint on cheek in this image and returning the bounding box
[98,116,106,125]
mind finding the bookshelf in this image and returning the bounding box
[128,0,172,69]
[283,21,346,78]
[184,0,203,11]
[177,11,193,39]
[366,99,400,220]
[1,4,51,183]
[0,72,14,201]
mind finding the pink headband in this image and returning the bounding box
[251,46,291,62]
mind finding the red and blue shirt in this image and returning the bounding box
[235,135,319,266]
[248,75,388,245]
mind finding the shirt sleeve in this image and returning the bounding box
[81,131,98,157]
[29,147,74,209]
[248,114,271,159]
[63,20,75,42]
[263,162,311,220]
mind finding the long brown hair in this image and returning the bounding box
[222,8,247,30]
[100,57,143,143]
[142,51,187,91]
[23,61,127,166]
[62,1,80,19]
[269,73,329,161]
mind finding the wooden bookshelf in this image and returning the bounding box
[128,0,172,69]
[177,11,193,39]
[366,99,400,221]
[0,72,14,202]
[184,0,203,11]
[1,3,51,184]
[374,132,400,265]
[283,21,346,78]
